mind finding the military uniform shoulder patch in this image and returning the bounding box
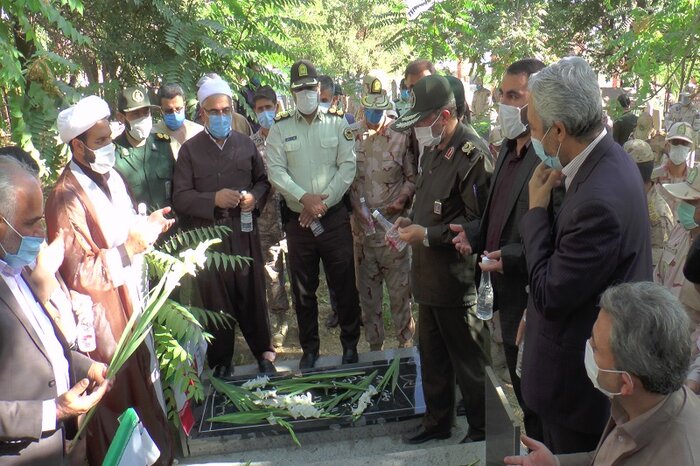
[461,141,476,154]
[275,111,290,122]
[155,132,170,141]
[328,107,344,117]
[343,128,353,141]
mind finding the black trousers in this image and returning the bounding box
[503,341,543,442]
[285,205,361,355]
[541,419,601,454]
[419,304,490,435]
[198,218,273,368]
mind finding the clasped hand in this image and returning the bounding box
[299,193,328,228]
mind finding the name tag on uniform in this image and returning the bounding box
[285,136,297,142]
[434,200,442,216]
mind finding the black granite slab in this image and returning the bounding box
[194,355,425,439]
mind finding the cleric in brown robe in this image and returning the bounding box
[173,78,276,377]
[46,96,175,465]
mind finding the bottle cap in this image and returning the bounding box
[372,209,381,219]
[482,257,493,264]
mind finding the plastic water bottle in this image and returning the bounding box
[77,310,96,352]
[372,210,407,252]
[360,197,376,235]
[476,257,494,320]
[310,219,324,236]
[240,190,253,232]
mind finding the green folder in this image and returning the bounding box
[103,408,160,466]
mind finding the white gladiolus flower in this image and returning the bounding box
[351,385,378,417]
[266,414,279,425]
[242,375,270,390]
[178,238,220,276]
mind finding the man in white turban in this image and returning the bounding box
[173,78,276,377]
[46,95,176,465]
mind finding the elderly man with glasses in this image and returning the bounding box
[172,77,276,378]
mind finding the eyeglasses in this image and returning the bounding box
[203,107,233,116]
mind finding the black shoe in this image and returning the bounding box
[258,359,277,374]
[341,348,359,364]
[459,428,485,443]
[325,312,339,328]
[299,352,319,370]
[402,426,451,444]
[212,364,234,379]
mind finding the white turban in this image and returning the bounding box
[57,95,111,144]
[197,78,232,105]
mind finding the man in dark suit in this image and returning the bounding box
[451,58,546,442]
[519,57,652,454]
[0,155,109,465]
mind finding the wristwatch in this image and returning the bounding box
[422,227,429,247]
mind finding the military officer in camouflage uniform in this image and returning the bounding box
[665,85,700,134]
[350,71,416,352]
[114,86,175,209]
[266,60,361,370]
[251,85,290,348]
[624,139,674,267]
[392,75,491,445]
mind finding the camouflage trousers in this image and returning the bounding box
[259,192,289,314]
[353,239,415,347]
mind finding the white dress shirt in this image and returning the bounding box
[0,261,70,432]
[561,128,607,190]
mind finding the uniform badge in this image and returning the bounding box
[461,141,475,154]
[328,107,337,115]
[337,109,344,116]
[298,64,308,77]
[132,89,144,102]
[433,200,442,216]
[344,128,353,141]
[409,90,416,109]
[284,135,297,142]
[445,147,455,160]
[120,147,130,157]
[156,132,170,141]
[371,79,382,93]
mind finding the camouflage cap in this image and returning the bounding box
[664,166,700,200]
[391,75,454,132]
[290,60,319,90]
[667,122,694,144]
[118,86,156,113]
[623,139,654,164]
[633,112,654,140]
[360,70,392,110]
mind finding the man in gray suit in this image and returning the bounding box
[0,155,109,465]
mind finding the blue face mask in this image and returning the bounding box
[256,110,276,129]
[678,202,698,230]
[400,89,410,101]
[532,127,563,170]
[163,109,186,131]
[0,217,43,272]
[364,109,384,125]
[207,114,232,139]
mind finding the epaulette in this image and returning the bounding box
[119,146,130,157]
[274,111,291,122]
[328,107,345,117]
[461,141,476,155]
[155,132,170,141]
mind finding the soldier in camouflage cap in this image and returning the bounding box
[625,139,673,267]
[653,121,695,215]
[350,70,416,351]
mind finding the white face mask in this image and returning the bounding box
[295,90,320,115]
[414,114,444,149]
[669,144,691,165]
[88,143,116,175]
[584,340,629,398]
[498,103,528,140]
[127,115,153,140]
